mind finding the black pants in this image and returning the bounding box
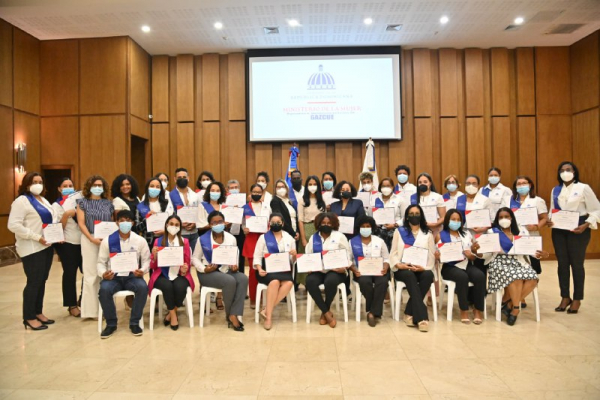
[54,243,82,307]
[306,271,346,314]
[394,269,434,324]
[153,275,190,310]
[22,247,54,320]
[441,263,486,312]
[552,228,591,300]
[234,231,246,273]
[354,273,389,317]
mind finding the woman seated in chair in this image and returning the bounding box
[349,215,390,327]
[435,209,485,324]
[193,211,248,331]
[390,204,437,332]
[149,215,193,330]
[253,213,296,330]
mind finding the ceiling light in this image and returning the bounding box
[364,17,373,25]
[141,25,151,33]
[288,19,300,27]
[385,24,402,32]
[440,16,449,24]
[214,22,223,30]
[263,26,279,34]
[514,17,524,25]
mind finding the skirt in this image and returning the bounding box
[256,270,293,285]
[487,254,538,293]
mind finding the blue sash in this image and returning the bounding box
[202,202,215,215]
[137,202,151,218]
[264,230,280,254]
[394,183,402,194]
[170,189,184,209]
[491,227,514,254]
[374,197,384,208]
[349,235,364,266]
[552,185,562,211]
[439,230,459,267]
[242,202,256,217]
[510,196,522,210]
[443,192,451,201]
[200,230,214,264]
[410,193,418,205]
[156,236,172,279]
[312,232,323,253]
[397,226,416,246]
[455,195,467,219]
[289,189,298,209]
[25,194,53,225]
[481,186,491,197]
[108,231,122,254]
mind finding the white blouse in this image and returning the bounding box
[197,202,223,229]
[389,228,436,272]
[379,194,405,225]
[481,228,536,269]
[444,190,465,211]
[242,201,272,228]
[437,230,473,270]
[253,231,296,269]
[502,195,548,236]
[350,235,390,267]
[52,202,81,245]
[173,188,199,235]
[305,230,352,271]
[8,195,57,258]
[550,182,600,230]
[481,183,513,220]
[192,231,238,273]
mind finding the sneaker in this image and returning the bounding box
[100,326,117,339]
[130,325,143,336]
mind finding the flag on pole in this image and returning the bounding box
[359,138,379,191]
[285,144,300,209]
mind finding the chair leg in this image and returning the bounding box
[439,281,446,311]
[289,291,297,323]
[355,285,361,322]
[199,290,206,328]
[533,287,540,322]
[149,293,156,331]
[394,284,403,321]
[430,283,438,322]
[340,286,348,322]
[446,283,455,321]
[483,295,488,320]
[306,294,312,323]
[388,283,395,319]
[255,287,262,324]
[186,289,194,328]
[495,290,502,322]
[98,305,103,333]
[157,293,163,322]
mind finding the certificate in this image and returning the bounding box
[514,207,539,226]
[296,253,323,273]
[322,249,350,270]
[401,245,429,267]
[42,223,65,244]
[264,252,291,273]
[322,191,339,206]
[146,212,169,232]
[62,192,83,211]
[225,193,246,207]
[157,246,184,267]
[212,245,239,266]
[373,207,395,226]
[358,257,384,276]
[110,251,138,273]
[513,236,542,256]
[551,210,580,231]
[465,209,492,229]
[338,216,355,234]
[221,205,244,224]
[93,221,118,239]
[246,216,268,233]
[421,205,439,224]
[438,242,465,264]
[177,206,198,224]
[475,233,502,253]
[354,191,370,207]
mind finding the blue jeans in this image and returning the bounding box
[99,274,148,327]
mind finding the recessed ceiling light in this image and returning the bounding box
[440,16,449,24]
[214,22,223,30]
[514,17,524,25]
[288,19,300,27]
[385,24,403,32]
[141,25,150,33]
[264,26,280,34]
[364,17,373,25]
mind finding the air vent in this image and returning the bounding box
[529,10,564,23]
[504,25,522,31]
[263,26,279,34]
[386,24,402,32]
[545,24,585,34]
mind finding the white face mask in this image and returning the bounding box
[276,188,287,197]
[201,180,211,189]
[257,182,267,190]
[307,185,318,194]
[167,226,180,236]
[498,218,512,229]
[362,184,372,192]
[29,183,44,195]
[465,185,478,195]
[161,181,168,190]
[560,171,574,182]
[381,187,393,196]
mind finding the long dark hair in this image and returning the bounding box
[403,204,430,234]
[163,214,183,246]
[442,209,466,237]
[203,181,226,204]
[512,175,537,200]
[416,173,437,204]
[302,175,326,211]
[492,207,520,235]
[143,177,169,211]
[111,174,140,200]
[18,172,45,197]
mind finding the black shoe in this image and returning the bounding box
[236,317,244,327]
[227,318,244,332]
[130,325,143,336]
[170,324,179,331]
[367,313,376,327]
[501,301,511,318]
[555,298,572,312]
[567,305,579,314]
[520,302,527,309]
[507,308,518,326]
[36,318,55,325]
[23,320,48,331]
[163,317,170,326]
[100,326,117,339]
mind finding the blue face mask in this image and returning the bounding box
[90,187,104,196]
[148,188,161,198]
[211,224,225,234]
[119,221,133,234]
[62,187,75,196]
[359,228,372,238]
[446,184,458,193]
[516,186,530,195]
[229,189,240,194]
[397,174,408,184]
[209,192,221,201]
[448,220,462,231]
[323,181,334,190]
[488,176,500,185]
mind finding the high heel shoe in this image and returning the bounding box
[501,301,512,318]
[163,317,170,326]
[555,298,572,312]
[507,308,519,326]
[36,317,55,325]
[23,320,48,331]
[228,320,244,332]
[170,323,179,331]
[567,300,580,314]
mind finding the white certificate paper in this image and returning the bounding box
[221,205,244,224]
[110,251,138,273]
[373,207,395,226]
[465,209,492,229]
[42,223,65,244]
[401,245,429,267]
[358,257,384,276]
[177,206,198,224]
[475,233,502,253]
[354,192,370,207]
[322,249,350,270]
[157,246,184,267]
[513,236,542,256]
[296,253,323,273]
[421,205,439,224]
[322,191,339,206]
[264,252,291,273]
[93,221,118,239]
[338,216,355,234]
[146,212,169,232]
[212,245,239,266]
[438,242,465,264]
[551,210,580,231]
[225,193,247,207]
[62,192,83,211]
[514,207,539,226]
[246,216,268,233]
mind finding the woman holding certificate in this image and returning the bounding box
[193,211,247,331]
[255,171,272,204]
[270,179,298,239]
[548,162,600,314]
[390,204,436,332]
[253,213,296,330]
[149,215,193,330]
[375,178,404,250]
[298,176,326,251]
[8,172,57,330]
[305,212,352,328]
[408,173,446,233]
[349,216,390,327]
[321,171,337,211]
[111,174,141,230]
[138,177,174,247]
[480,167,513,222]
[198,181,227,232]
[76,175,115,319]
[330,181,366,237]
[442,175,464,211]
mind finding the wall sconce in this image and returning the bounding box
[15,143,26,174]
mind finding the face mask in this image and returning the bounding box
[448,220,461,231]
[560,171,574,182]
[408,215,421,226]
[257,182,267,190]
[360,227,372,237]
[276,188,287,197]
[516,185,530,195]
[176,178,188,189]
[30,184,43,195]
[229,188,240,194]
[446,184,458,193]
[161,181,168,190]
[62,187,75,196]
[209,192,221,201]
[201,180,211,189]
[397,174,408,184]
[270,223,283,232]
[498,218,512,229]
[323,181,334,190]
[167,226,180,236]
[418,184,429,193]
[488,176,500,185]
[90,187,104,196]
[465,185,478,195]
[291,179,302,190]
[211,223,225,234]
[119,221,133,234]
[148,188,161,198]
[362,184,372,192]
[381,187,393,196]
[319,225,333,235]
[307,185,318,194]
[251,194,262,202]
[341,191,352,199]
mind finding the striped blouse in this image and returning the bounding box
[77,198,114,234]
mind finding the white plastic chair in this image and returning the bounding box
[306,283,348,323]
[149,287,194,330]
[353,280,395,321]
[199,286,222,327]
[439,279,488,321]
[393,281,438,322]
[495,286,540,322]
[98,290,144,333]
[255,282,297,323]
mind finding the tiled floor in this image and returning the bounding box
[0,259,599,399]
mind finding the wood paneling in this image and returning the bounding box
[228,53,245,121]
[414,118,434,178]
[439,49,458,117]
[40,40,78,116]
[80,37,127,115]
[13,28,39,115]
[201,54,220,121]
[40,116,78,172]
[129,39,150,121]
[0,20,12,108]
[570,32,600,114]
[176,123,195,179]
[14,111,40,176]
[0,107,13,213]
[573,108,600,195]
[412,49,432,117]
[440,118,460,180]
[536,115,572,200]
[465,49,484,117]
[151,124,169,176]
[131,115,150,140]
[201,122,220,178]
[228,122,247,190]
[491,48,510,116]
[516,48,535,116]
[517,116,537,182]
[0,216,12,247]
[151,56,169,122]
[466,117,485,177]
[492,117,512,177]
[535,47,571,115]
[176,55,194,122]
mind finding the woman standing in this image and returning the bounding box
[375,178,405,250]
[480,167,513,221]
[321,171,337,211]
[198,181,227,232]
[298,176,326,253]
[155,172,170,196]
[270,179,298,240]
[8,172,57,330]
[138,177,174,246]
[409,173,446,234]
[195,170,215,200]
[330,181,366,238]
[442,174,464,212]
[111,174,141,232]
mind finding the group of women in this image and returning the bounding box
[7,160,599,335]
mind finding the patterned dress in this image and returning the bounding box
[487,254,538,293]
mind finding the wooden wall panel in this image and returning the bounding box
[466,117,485,177]
[131,115,150,140]
[228,122,247,191]
[0,20,12,108]
[440,118,460,181]
[151,56,169,122]
[151,124,169,176]
[491,48,510,116]
[516,48,535,116]
[201,54,220,121]
[0,107,13,214]
[80,37,127,115]
[412,49,432,117]
[176,55,194,122]
[228,53,245,121]
[130,40,150,121]
[201,122,220,178]
[464,49,484,117]
[254,144,274,189]
[517,117,537,183]
[0,216,13,247]
[570,32,600,114]
[536,115,572,201]
[40,40,78,116]
[535,47,571,115]
[572,108,600,195]
[334,142,353,182]
[439,49,458,117]
[40,116,78,170]
[414,118,434,178]
[13,29,39,115]
[176,123,195,180]
[492,117,512,177]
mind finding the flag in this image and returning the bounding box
[285,144,300,209]
[359,139,379,190]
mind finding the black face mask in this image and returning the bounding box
[176,178,188,189]
[319,225,333,235]
[251,194,262,202]
[341,191,352,199]
[408,215,421,226]
[270,223,283,232]
[418,184,429,193]
[291,179,302,190]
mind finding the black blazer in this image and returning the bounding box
[270,196,298,238]
[330,198,366,235]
